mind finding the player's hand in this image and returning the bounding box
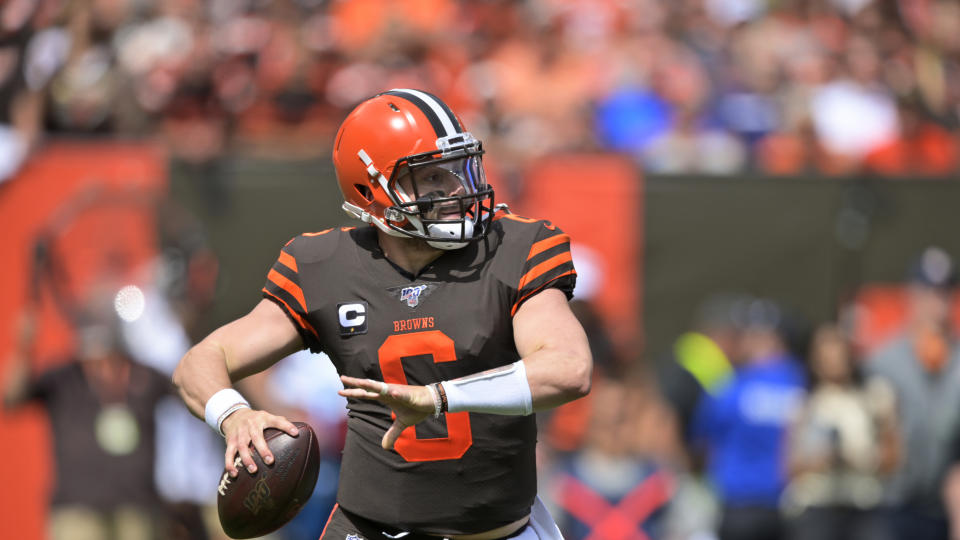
[220,408,299,477]
[338,375,434,450]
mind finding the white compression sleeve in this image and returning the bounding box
[440,360,533,415]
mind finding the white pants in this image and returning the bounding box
[515,496,564,540]
[439,497,563,540]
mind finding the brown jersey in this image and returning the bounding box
[261,211,576,535]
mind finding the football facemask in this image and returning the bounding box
[383,139,494,250]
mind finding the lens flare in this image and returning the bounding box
[114,284,146,322]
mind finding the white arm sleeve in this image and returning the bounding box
[440,360,533,416]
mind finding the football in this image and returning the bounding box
[217,422,320,539]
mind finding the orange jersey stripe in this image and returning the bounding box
[517,252,574,292]
[510,270,577,316]
[278,250,297,273]
[527,234,570,260]
[495,213,537,223]
[496,213,557,230]
[320,504,340,540]
[267,268,307,313]
[262,288,319,339]
[302,226,354,237]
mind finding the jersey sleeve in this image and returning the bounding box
[511,223,577,316]
[261,239,323,353]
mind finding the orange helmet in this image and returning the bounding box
[332,89,494,250]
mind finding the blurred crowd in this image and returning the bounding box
[6,0,960,539]
[1,0,959,192]
[568,244,960,540]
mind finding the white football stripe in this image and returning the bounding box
[393,88,458,136]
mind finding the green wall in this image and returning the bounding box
[644,174,960,358]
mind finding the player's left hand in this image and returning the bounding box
[338,376,434,450]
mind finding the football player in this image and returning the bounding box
[173,89,592,539]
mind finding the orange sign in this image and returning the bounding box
[513,153,643,361]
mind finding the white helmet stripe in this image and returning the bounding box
[388,88,460,137]
[358,148,409,204]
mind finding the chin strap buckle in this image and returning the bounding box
[384,208,404,223]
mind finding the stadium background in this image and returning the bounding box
[2,0,960,539]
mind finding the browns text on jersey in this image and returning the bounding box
[393,317,435,332]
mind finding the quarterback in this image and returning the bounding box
[173,89,592,539]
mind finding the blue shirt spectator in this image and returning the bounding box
[693,352,806,507]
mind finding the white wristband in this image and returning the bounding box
[204,388,251,436]
[440,360,533,416]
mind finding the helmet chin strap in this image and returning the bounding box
[426,220,473,250]
[342,201,407,238]
[345,200,473,249]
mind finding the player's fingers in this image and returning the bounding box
[271,416,300,438]
[340,375,390,395]
[382,419,407,450]
[225,444,241,477]
[338,387,383,400]
[250,430,274,466]
[237,436,258,474]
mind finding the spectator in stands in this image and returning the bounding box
[655,294,747,540]
[864,97,960,177]
[657,293,741,446]
[784,322,898,540]
[866,246,960,540]
[0,0,39,183]
[808,33,900,174]
[549,375,676,540]
[691,297,807,540]
[3,292,171,540]
[0,0,958,178]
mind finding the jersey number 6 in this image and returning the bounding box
[378,330,473,462]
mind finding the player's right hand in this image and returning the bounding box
[220,408,299,477]
[338,376,434,450]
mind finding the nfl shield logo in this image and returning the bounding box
[400,284,428,307]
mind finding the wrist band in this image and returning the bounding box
[428,383,442,418]
[204,388,251,436]
[435,381,448,413]
[440,360,533,416]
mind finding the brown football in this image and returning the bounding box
[216,422,320,539]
